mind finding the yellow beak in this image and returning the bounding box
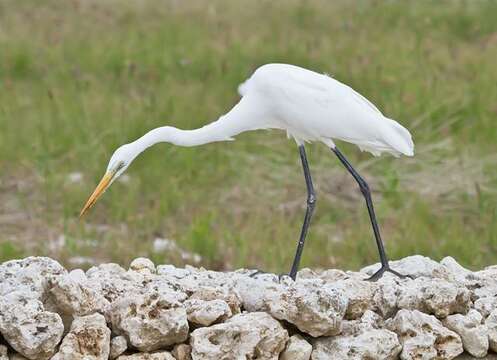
[79,172,114,218]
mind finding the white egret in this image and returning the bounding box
[80,63,414,281]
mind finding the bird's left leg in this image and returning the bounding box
[288,145,317,280]
[331,146,406,281]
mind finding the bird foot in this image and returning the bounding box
[366,265,412,282]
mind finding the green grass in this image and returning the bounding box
[1,0,497,272]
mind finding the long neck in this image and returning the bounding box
[133,97,263,150]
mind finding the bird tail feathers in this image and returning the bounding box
[382,118,414,157]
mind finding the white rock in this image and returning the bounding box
[68,269,87,283]
[0,345,7,360]
[156,265,191,279]
[86,263,143,302]
[305,268,349,282]
[387,309,463,360]
[0,257,66,302]
[280,335,311,360]
[361,255,448,279]
[270,279,348,337]
[474,296,497,318]
[51,313,110,360]
[312,328,401,360]
[48,273,109,316]
[107,289,188,351]
[371,275,403,318]
[397,278,471,318]
[333,278,376,319]
[312,311,401,360]
[6,255,497,360]
[172,344,192,360]
[184,299,231,326]
[129,258,156,274]
[188,287,241,315]
[116,352,175,360]
[110,336,128,359]
[156,266,232,296]
[233,275,281,312]
[234,274,348,337]
[241,278,347,338]
[485,309,497,353]
[0,297,63,360]
[443,310,488,357]
[467,267,497,301]
[190,312,288,360]
[440,257,474,284]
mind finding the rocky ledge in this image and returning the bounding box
[0,256,497,359]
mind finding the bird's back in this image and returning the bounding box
[239,64,414,157]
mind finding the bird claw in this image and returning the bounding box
[366,265,413,282]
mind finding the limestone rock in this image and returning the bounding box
[0,257,66,304]
[85,263,144,303]
[443,310,488,357]
[110,336,128,359]
[397,278,471,318]
[0,297,63,360]
[129,258,156,274]
[172,344,192,360]
[188,287,241,315]
[48,272,109,316]
[387,309,463,360]
[440,257,475,284]
[184,299,231,326]
[312,311,401,360]
[190,312,288,360]
[466,266,497,302]
[0,345,7,360]
[156,265,231,296]
[474,296,497,318]
[279,335,311,360]
[485,309,497,353]
[371,276,403,318]
[334,279,376,320]
[4,255,497,360]
[107,289,188,351]
[361,255,448,279]
[302,268,349,282]
[232,275,281,313]
[265,279,348,337]
[51,313,111,360]
[116,352,175,360]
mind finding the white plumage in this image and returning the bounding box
[80,63,415,281]
[237,63,414,156]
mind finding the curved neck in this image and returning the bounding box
[132,97,263,151]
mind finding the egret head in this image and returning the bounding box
[79,144,137,217]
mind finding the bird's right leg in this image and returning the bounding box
[288,145,317,280]
[250,145,316,282]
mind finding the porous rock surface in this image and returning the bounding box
[51,313,110,360]
[0,256,496,359]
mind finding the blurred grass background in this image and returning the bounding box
[1,0,497,272]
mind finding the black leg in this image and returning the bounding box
[289,145,317,280]
[331,146,406,281]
